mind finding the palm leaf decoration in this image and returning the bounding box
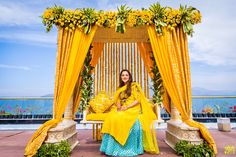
[116,4,132,33]
[81,8,97,34]
[179,5,198,36]
[149,2,167,35]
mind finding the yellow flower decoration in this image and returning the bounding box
[164,8,181,31]
[41,4,201,35]
[43,9,53,19]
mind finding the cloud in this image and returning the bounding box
[0,3,41,26]
[188,1,236,66]
[94,0,158,10]
[0,30,57,46]
[0,64,31,71]
[191,71,236,91]
[189,20,236,66]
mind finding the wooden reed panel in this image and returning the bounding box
[147,70,150,98]
[144,66,147,97]
[139,51,143,89]
[109,43,112,96]
[112,43,116,96]
[105,43,108,93]
[93,42,151,98]
[102,44,105,91]
[100,47,104,91]
[116,43,120,87]
[133,44,137,82]
[136,44,140,83]
[131,43,134,80]
[128,43,132,72]
[96,59,99,93]
[94,63,98,95]
[122,43,126,69]
[97,58,100,94]
[104,44,107,91]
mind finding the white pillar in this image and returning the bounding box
[165,101,203,150]
[155,104,164,126]
[170,101,181,122]
[63,97,73,120]
[45,95,79,151]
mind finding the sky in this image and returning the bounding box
[0,0,236,97]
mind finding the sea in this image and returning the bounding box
[0,96,236,115]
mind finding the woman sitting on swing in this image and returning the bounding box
[100,69,159,156]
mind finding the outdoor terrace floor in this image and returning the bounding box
[0,124,235,157]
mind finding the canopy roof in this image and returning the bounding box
[93,26,149,42]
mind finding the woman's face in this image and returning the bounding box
[121,71,130,84]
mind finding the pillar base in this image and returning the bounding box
[165,120,203,150]
[44,120,79,151]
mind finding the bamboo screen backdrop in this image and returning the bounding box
[93,43,152,98]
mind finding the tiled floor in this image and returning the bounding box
[0,127,235,157]
[1,122,236,130]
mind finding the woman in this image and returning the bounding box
[100,69,159,156]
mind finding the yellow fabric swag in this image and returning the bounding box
[24,26,97,157]
[147,25,217,154]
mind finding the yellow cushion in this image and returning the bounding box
[86,113,108,121]
[89,91,114,113]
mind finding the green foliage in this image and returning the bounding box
[175,140,215,157]
[42,5,64,32]
[151,55,164,106]
[116,4,132,33]
[149,2,167,35]
[34,140,70,157]
[179,5,200,36]
[79,46,94,112]
[80,8,98,34]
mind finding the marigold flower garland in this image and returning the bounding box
[42,3,201,36]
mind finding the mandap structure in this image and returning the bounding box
[24,3,217,157]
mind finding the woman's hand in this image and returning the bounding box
[116,103,121,110]
[119,106,128,111]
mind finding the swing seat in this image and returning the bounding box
[80,107,114,141]
[80,91,115,140]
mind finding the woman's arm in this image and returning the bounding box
[120,100,139,111]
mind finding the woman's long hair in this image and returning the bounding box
[119,69,133,97]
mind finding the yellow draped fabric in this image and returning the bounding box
[72,42,104,116]
[137,42,154,78]
[162,89,171,114]
[102,82,159,154]
[90,42,105,68]
[147,25,217,154]
[24,26,97,157]
[72,76,83,118]
[137,42,171,113]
